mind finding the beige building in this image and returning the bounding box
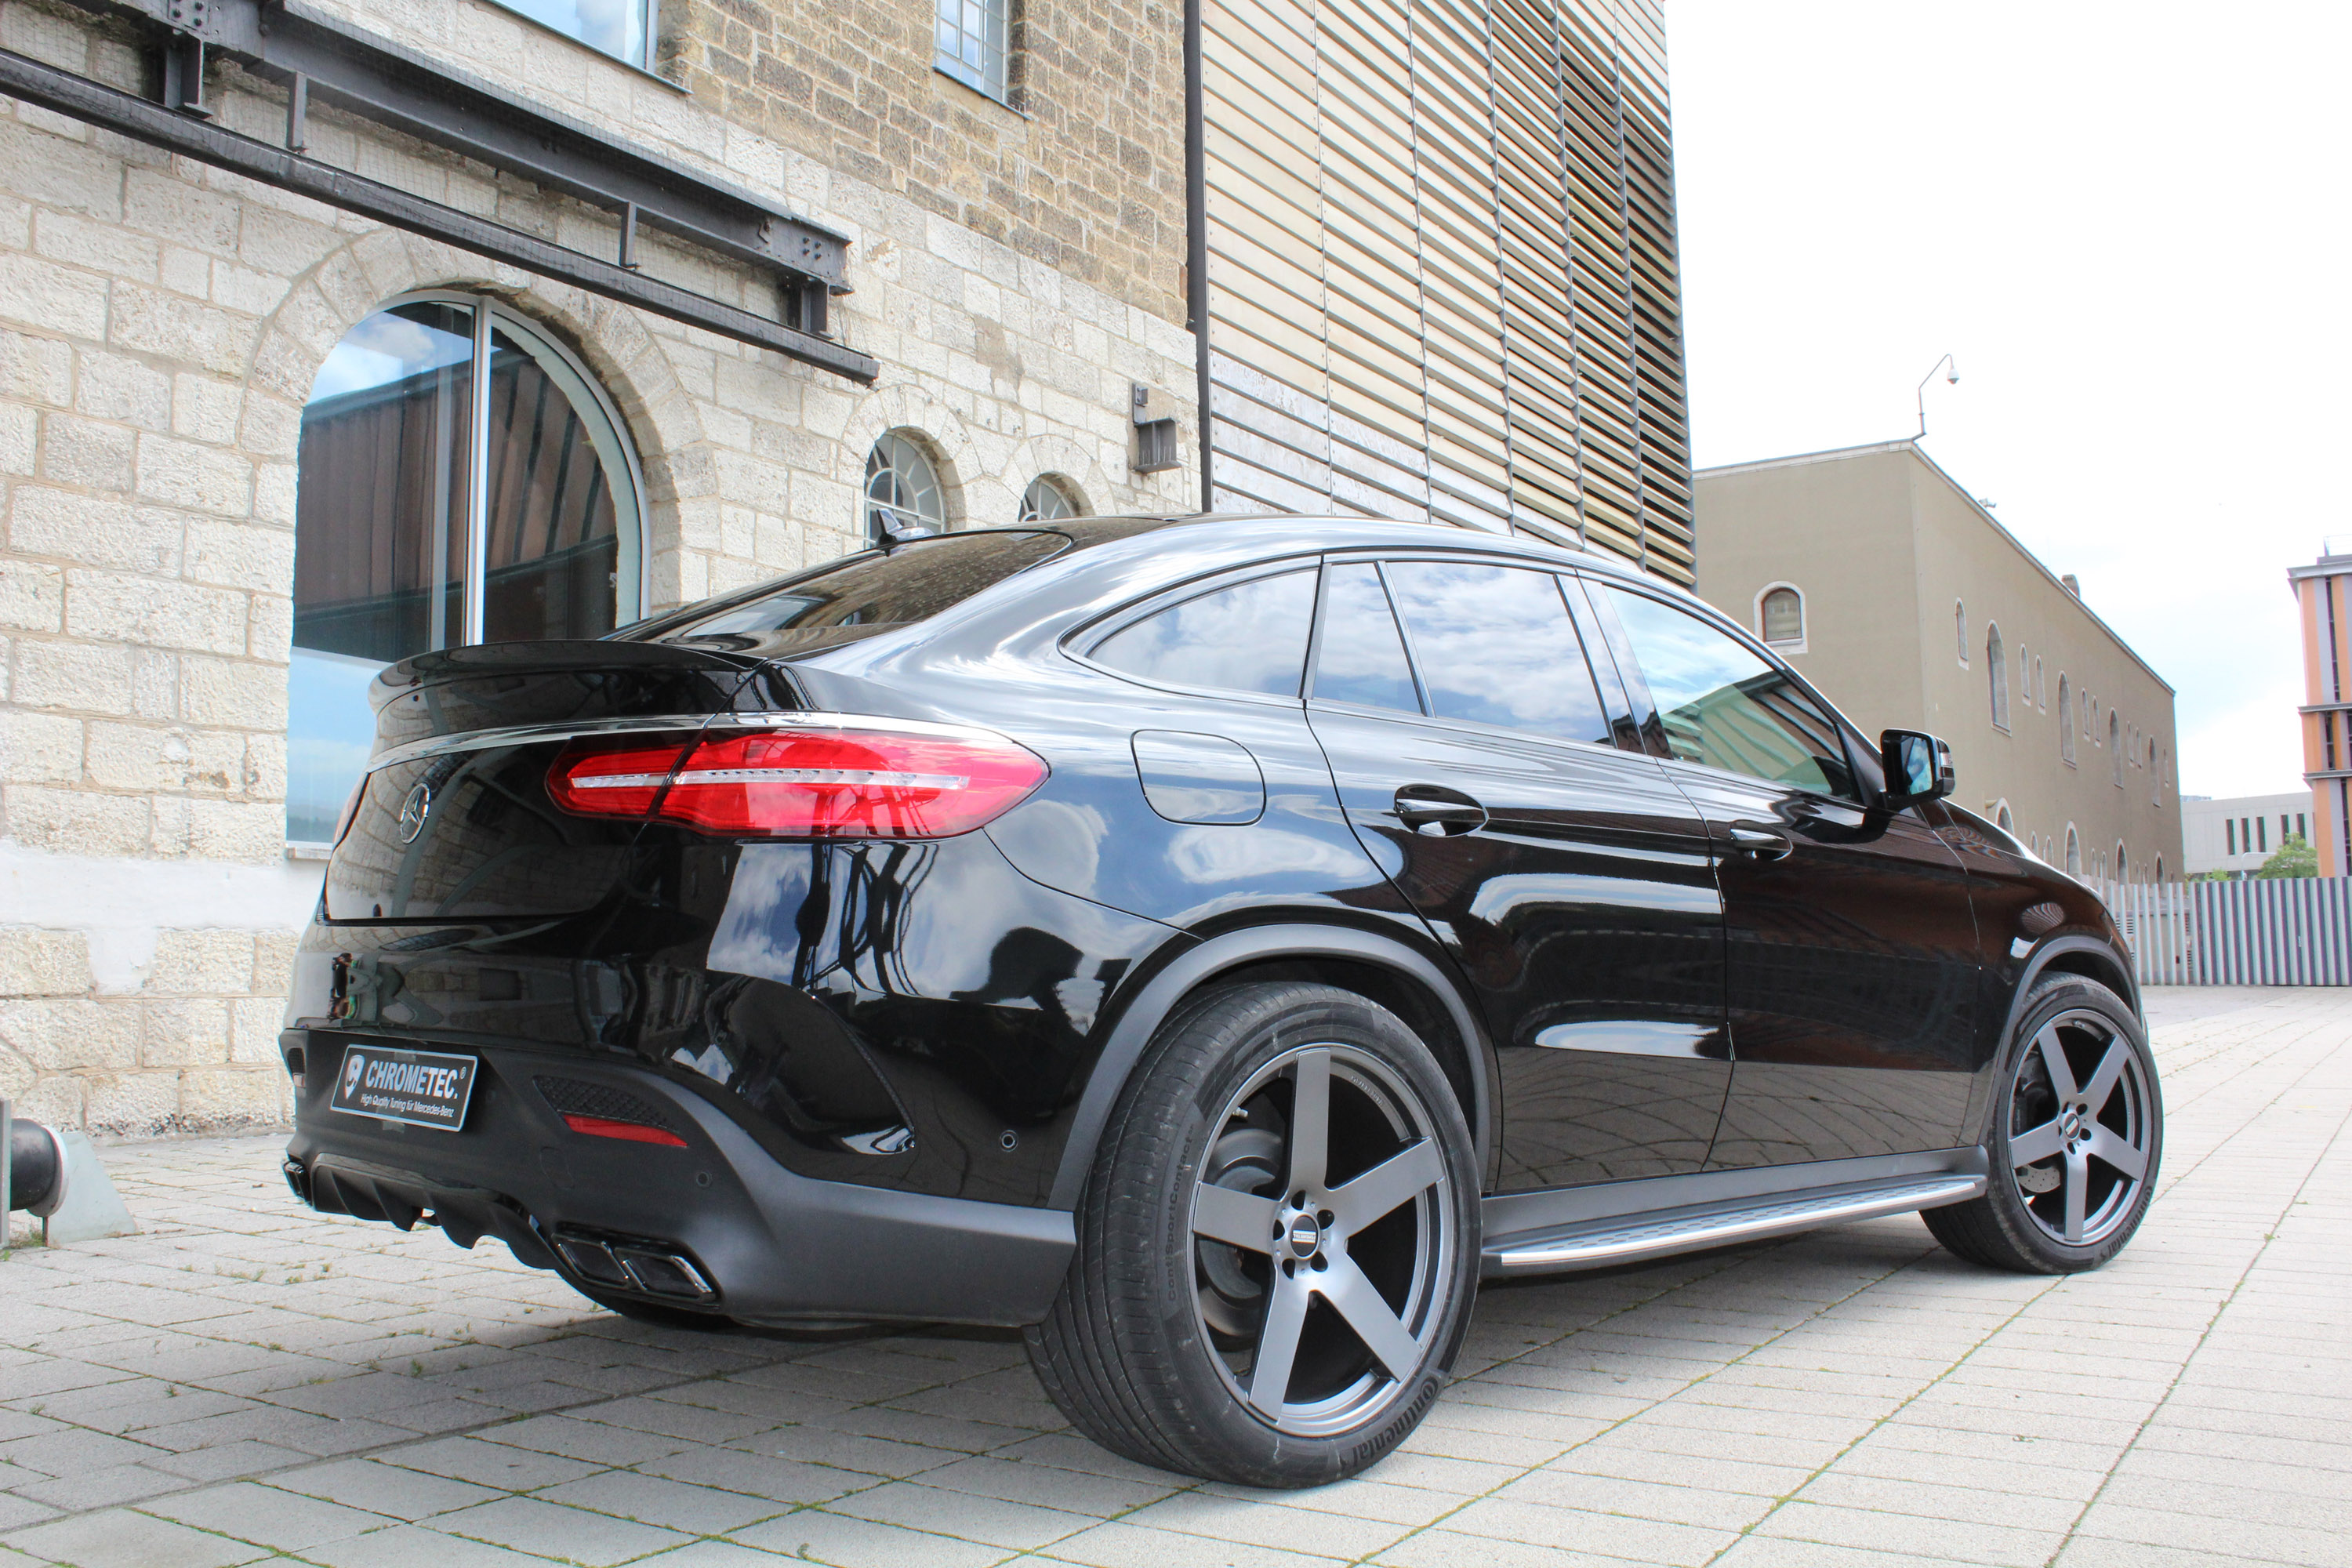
[1696,441,2182,882]
[2290,543,2351,876]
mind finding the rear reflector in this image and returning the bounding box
[561,1112,688,1147]
[550,724,1046,840]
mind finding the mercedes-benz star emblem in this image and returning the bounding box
[395,782,432,844]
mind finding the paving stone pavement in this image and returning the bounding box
[2,985,2347,1567]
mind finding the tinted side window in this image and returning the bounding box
[1092,568,1318,696]
[1311,563,1420,713]
[1382,561,1610,743]
[1599,584,1856,799]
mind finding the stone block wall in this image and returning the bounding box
[0,0,1196,1137]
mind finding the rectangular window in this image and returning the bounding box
[494,0,657,69]
[937,0,1011,101]
[2227,820,2236,855]
[2259,817,2268,852]
[2300,812,2309,840]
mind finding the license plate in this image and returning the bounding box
[329,1044,477,1132]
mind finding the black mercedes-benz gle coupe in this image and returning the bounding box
[281,514,2161,1486]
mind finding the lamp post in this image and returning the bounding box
[1916,354,1958,440]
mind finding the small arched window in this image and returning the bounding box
[2034,655,2045,710]
[2057,675,2075,764]
[1955,600,1969,665]
[2116,843,2129,881]
[1759,586,1804,648]
[2066,825,2082,875]
[2110,711,2123,784]
[1019,474,1081,522]
[865,430,946,543]
[1987,623,2008,729]
[2150,739,2161,804]
[1994,801,2014,833]
[2157,854,2166,882]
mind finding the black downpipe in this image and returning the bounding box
[1185,0,1213,511]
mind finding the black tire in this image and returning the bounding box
[1026,982,1479,1487]
[1924,972,2162,1273]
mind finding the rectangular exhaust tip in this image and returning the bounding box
[550,1227,717,1301]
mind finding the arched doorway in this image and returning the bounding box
[289,295,645,842]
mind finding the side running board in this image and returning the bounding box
[1483,1172,1985,1276]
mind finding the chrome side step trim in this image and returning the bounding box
[1484,1173,1985,1275]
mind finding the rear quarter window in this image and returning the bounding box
[1089,568,1319,696]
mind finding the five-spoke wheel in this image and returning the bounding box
[1028,982,1479,1486]
[1925,971,2163,1273]
[1190,1044,1454,1436]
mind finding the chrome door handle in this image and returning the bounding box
[1727,824,1793,860]
[1392,785,1488,837]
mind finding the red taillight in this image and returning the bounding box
[561,1112,688,1147]
[550,724,1047,840]
[549,740,694,818]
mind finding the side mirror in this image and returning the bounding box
[1879,729,1954,808]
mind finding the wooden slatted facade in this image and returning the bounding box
[1198,0,1692,583]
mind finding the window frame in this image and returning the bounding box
[935,0,1013,105]
[2057,673,2076,765]
[1584,572,1871,804]
[1987,622,2009,731]
[1019,474,1083,523]
[1755,581,1806,654]
[1065,556,1325,706]
[864,430,949,543]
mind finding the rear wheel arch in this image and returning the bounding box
[1051,926,1496,1208]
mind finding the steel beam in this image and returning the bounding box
[78,0,851,292]
[0,46,879,382]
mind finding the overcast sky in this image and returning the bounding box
[1668,1,2350,799]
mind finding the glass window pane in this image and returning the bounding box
[1600,585,1854,799]
[1762,588,1800,643]
[481,321,630,644]
[662,532,1068,638]
[492,0,652,67]
[1382,561,1609,743]
[1312,563,1420,713]
[866,432,945,543]
[935,0,1009,98]
[1093,569,1318,695]
[290,300,475,840]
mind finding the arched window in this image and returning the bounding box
[2150,739,2161,804]
[2157,854,2166,882]
[1759,584,1804,648]
[2057,674,2075,764]
[1987,623,2009,729]
[2111,711,2123,785]
[1019,474,1081,522]
[865,431,946,543]
[289,295,643,844]
[2115,843,2129,881]
[1994,800,2014,833]
[2065,825,2082,875]
[1955,600,1969,665]
[2034,655,2045,710]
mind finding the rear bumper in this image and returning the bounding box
[284,1035,1073,1327]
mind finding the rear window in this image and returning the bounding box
[650,532,1066,640]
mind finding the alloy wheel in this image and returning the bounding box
[2006,1008,2154,1247]
[1189,1043,1454,1437]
